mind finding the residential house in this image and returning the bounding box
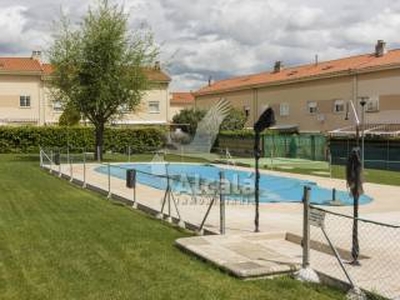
[169,92,195,120]
[194,40,400,133]
[0,51,171,126]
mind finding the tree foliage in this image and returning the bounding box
[220,108,248,131]
[58,102,81,126]
[48,0,159,160]
[172,108,207,136]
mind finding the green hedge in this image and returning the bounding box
[0,126,165,153]
[219,130,255,138]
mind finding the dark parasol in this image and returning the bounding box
[253,107,275,232]
[346,147,363,265]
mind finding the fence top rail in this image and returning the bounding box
[101,162,223,183]
[40,146,163,151]
[310,205,400,229]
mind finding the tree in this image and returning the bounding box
[58,102,81,126]
[48,0,158,160]
[172,108,207,136]
[220,108,247,131]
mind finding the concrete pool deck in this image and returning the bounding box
[44,162,400,298]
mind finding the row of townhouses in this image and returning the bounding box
[194,40,400,133]
[1,40,400,133]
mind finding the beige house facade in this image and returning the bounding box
[169,92,195,120]
[0,52,171,126]
[194,41,400,133]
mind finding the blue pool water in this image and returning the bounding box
[95,163,373,206]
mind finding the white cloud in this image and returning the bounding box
[1,0,400,91]
[0,6,30,53]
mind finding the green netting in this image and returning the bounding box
[330,138,400,171]
[263,134,327,161]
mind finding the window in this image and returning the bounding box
[20,95,31,108]
[243,106,250,117]
[148,101,160,114]
[333,100,345,113]
[307,101,317,114]
[366,97,379,112]
[280,103,290,116]
[53,101,63,112]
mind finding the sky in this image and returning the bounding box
[1,0,400,91]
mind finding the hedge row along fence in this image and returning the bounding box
[0,126,166,154]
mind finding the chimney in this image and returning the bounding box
[208,76,212,87]
[274,61,283,73]
[375,40,387,57]
[154,61,161,70]
[31,50,42,62]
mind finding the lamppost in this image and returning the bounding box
[358,97,368,170]
[253,107,275,232]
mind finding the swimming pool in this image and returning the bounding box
[95,163,373,206]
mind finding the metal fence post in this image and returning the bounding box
[302,186,311,268]
[58,149,62,177]
[220,171,226,235]
[128,145,131,162]
[107,163,111,199]
[166,165,172,223]
[132,169,137,208]
[295,186,320,283]
[67,147,70,167]
[50,150,54,173]
[69,155,73,182]
[83,150,87,188]
[39,148,43,167]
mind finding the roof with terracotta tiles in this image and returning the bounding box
[0,57,43,73]
[0,56,171,82]
[171,92,195,105]
[195,49,400,96]
[142,68,171,82]
[41,63,54,75]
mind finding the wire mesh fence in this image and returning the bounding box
[40,146,400,299]
[264,134,327,161]
[330,138,400,171]
[39,146,232,235]
[305,201,400,299]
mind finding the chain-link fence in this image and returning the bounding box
[330,137,400,171]
[39,146,234,235]
[299,187,400,299]
[217,133,327,161]
[263,134,327,161]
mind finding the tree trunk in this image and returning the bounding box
[95,122,105,161]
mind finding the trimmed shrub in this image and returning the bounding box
[0,126,165,153]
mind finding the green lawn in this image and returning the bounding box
[271,164,400,186]
[221,156,400,186]
[0,154,344,299]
